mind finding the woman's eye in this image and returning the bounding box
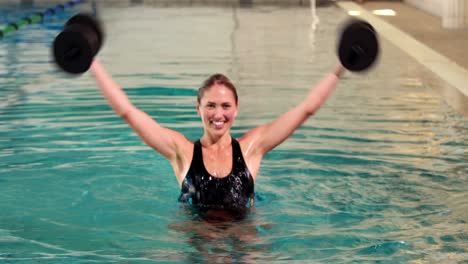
[223,105,231,109]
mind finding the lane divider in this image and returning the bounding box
[0,0,84,40]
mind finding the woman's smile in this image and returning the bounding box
[211,120,226,129]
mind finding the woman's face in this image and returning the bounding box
[197,84,238,137]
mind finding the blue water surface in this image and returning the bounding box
[0,3,467,263]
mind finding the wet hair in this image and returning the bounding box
[197,73,238,105]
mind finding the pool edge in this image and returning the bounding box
[336,2,468,117]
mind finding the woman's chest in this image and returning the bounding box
[202,148,233,178]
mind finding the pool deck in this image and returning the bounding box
[337,1,468,116]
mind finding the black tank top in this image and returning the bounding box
[178,137,255,210]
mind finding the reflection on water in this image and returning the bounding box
[169,207,273,263]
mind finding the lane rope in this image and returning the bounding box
[0,0,84,40]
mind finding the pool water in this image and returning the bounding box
[1,4,467,263]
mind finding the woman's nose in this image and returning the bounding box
[214,106,224,117]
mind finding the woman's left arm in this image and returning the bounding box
[245,64,345,156]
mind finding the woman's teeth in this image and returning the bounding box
[212,121,225,129]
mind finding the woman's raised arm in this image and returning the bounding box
[90,60,192,167]
[243,64,345,156]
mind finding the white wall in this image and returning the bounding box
[405,0,466,28]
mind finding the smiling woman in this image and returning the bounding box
[90,58,344,216]
[76,6,380,217]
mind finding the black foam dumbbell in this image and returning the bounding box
[53,13,104,74]
[338,19,379,72]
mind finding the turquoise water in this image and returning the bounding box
[1,4,467,263]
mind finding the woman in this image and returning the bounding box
[90,60,345,214]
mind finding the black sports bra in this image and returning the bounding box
[178,137,255,212]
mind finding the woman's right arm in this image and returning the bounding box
[89,60,192,164]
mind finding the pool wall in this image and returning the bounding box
[0,0,312,7]
[4,1,468,29]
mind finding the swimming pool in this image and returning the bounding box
[1,3,467,263]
